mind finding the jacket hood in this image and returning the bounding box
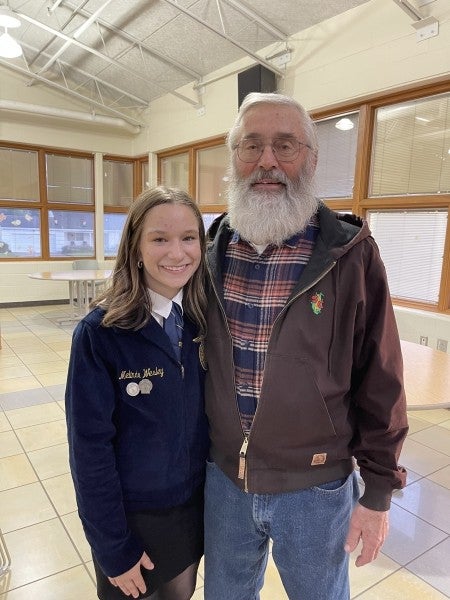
[206,203,372,293]
[207,203,370,250]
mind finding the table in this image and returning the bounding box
[28,270,112,319]
[401,340,450,410]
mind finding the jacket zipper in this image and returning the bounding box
[208,258,336,493]
[238,435,249,486]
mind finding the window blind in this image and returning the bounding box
[368,210,447,304]
[370,94,450,196]
[315,113,359,199]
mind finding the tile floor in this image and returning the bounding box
[0,304,449,599]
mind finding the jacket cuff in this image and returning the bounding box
[95,538,144,578]
[358,484,393,511]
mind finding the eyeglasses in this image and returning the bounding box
[234,138,313,163]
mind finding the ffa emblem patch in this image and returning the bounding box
[311,292,324,315]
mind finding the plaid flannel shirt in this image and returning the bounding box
[223,217,319,432]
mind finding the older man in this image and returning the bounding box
[204,92,408,600]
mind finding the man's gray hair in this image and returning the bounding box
[227,92,318,153]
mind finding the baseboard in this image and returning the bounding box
[0,300,70,308]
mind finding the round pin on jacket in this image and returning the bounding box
[126,382,140,396]
[139,379,153,394]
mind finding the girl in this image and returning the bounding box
[66,187,209,600]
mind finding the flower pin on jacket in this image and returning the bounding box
[311,292,324,315]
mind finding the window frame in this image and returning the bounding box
[2,80,449,313]
[157,135,227,214]
[0,143,96,261]
[156,82,450,314]
[311,81,450,314]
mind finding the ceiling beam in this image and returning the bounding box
[36,0,115,75]
[0,58,144,127]
[221,0,288,40]
[50,0,202,81]
[160,0,285,77]
[16,11,199,106]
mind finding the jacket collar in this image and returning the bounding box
[206,203,372,297]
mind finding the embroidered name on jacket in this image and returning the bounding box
[119,367,164,380]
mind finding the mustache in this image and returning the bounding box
[248,169,289,185]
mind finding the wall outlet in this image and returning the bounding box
[437,339,448,352]
[419,335,428,346]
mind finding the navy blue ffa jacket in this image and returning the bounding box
[65,307,209,577]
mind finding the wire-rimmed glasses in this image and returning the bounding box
[234,138,313,163]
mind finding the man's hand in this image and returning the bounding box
[108,552,154,598]
[344,503,389,567]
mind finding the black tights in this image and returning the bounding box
[147,561,199,600]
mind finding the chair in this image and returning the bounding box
[72,259,99,270]
[72,259,106,303]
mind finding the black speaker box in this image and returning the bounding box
[237,65,277,108]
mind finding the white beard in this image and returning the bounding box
[227,165,319,246]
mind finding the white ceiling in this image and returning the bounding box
[0,0,373,126]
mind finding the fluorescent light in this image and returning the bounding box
[335,118,354,131]
[0,7,21,28]
[0,30,22,57]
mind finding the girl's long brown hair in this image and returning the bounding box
[94,186,207,335]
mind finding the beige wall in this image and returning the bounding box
[1,0,450,315]
[2,0,449,155]
[144,0,450,153]
[0,71,145,155]
[394,307,450,353]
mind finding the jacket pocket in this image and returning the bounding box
[253,355,337,449]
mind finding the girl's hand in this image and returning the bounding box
[108,552,154,598]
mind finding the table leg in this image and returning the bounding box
[75,281,84,317]
[83,281,91,314]
[68,281,76,318]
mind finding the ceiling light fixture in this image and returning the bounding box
[0,5,22,58]
[0,6,20,28]
[335,118,354,131]
[0,29,22,57]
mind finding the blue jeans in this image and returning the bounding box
[204,462,359,600]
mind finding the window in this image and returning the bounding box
[0,146,97,261]
[103,159,134,207]
[315,113,359,199]
[157,137,228,241]
[104,213,127,256]
[202,212,222,232]
[368,210,447,305]
[370,93,450,197]
[46,154,94,204]
[49,210,95,258]
[142,160,149,191]
[0,147,39,201]
[197,145,228,205]
[160,153,189,191]
[0,207,41,257]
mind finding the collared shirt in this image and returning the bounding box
[147,288,183,328]
[223,217,319,433]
